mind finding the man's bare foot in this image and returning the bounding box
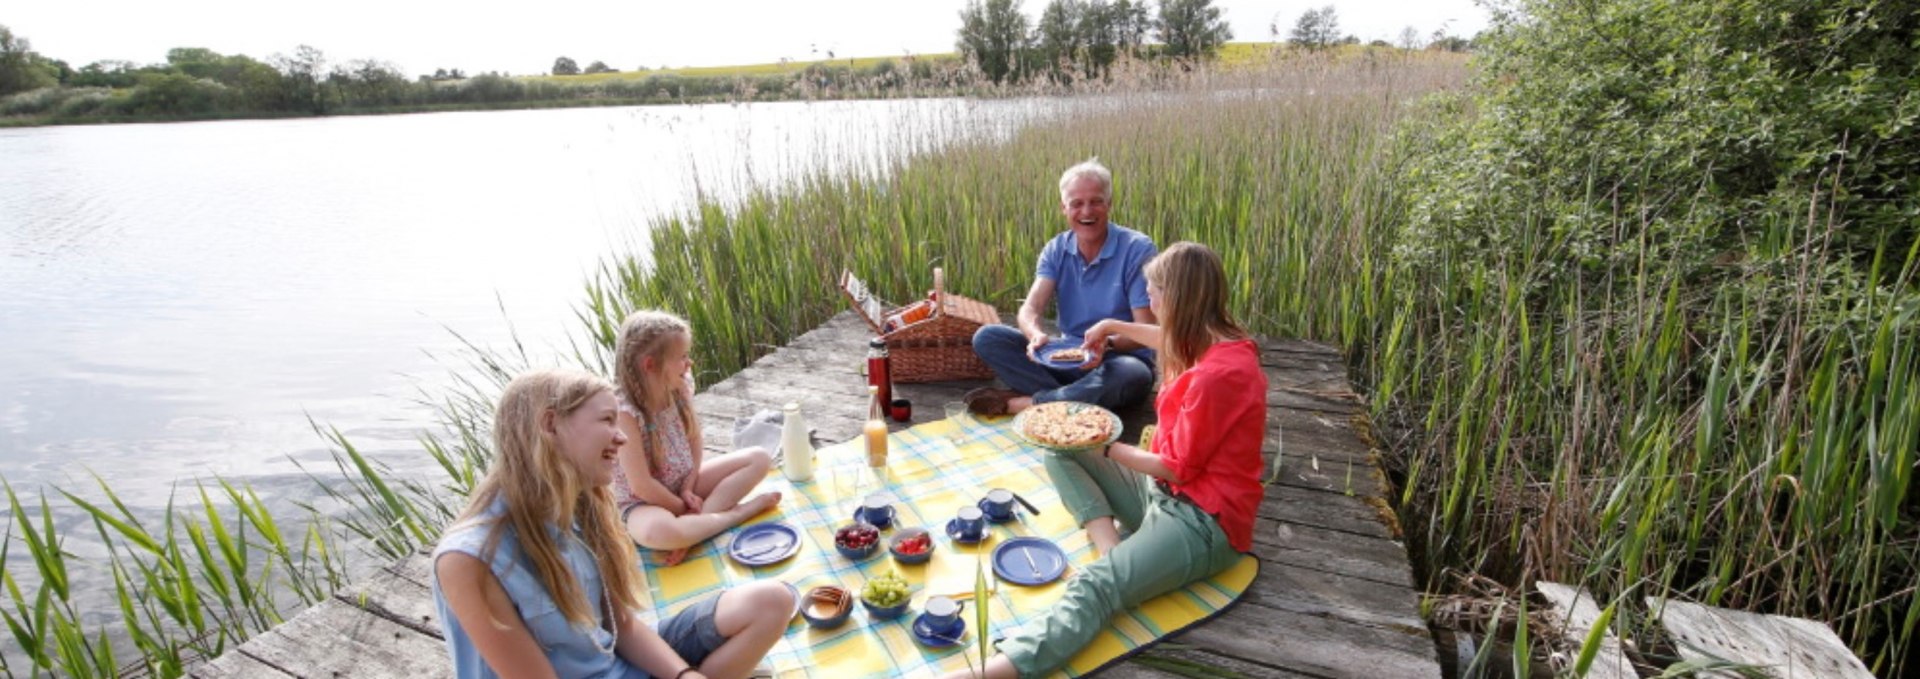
[1006,396,1034,415]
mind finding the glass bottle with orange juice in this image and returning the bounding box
[864,385,888,468]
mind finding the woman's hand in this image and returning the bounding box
[679,488,704,515]
[1081,321,1116,369]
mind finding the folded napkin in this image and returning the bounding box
[731,408,821,458]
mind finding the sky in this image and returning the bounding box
[8,0,1490,79]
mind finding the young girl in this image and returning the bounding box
[612,311,781,566]
[431,369,791,679]
[942,242,1268,679]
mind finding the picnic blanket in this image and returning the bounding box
[631,414,1260,678]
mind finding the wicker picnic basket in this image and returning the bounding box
[839,267,998,383]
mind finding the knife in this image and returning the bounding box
[1010,492,1042,516]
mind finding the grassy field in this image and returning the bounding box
[527,53,968,84]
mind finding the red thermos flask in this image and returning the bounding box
[866,338,891,407]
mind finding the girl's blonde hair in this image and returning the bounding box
[455,369,643,627]
[612,310,701,474]
[1145,241,1247,381]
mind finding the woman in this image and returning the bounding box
[611,310,781,566]
[943,241,1268,678]
[431,369,790,679]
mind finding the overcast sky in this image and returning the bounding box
[9,0,1489,78]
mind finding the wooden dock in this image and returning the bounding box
[197,312,1440,678]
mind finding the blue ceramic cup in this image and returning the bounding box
[854,493,896,530]
[923,596,966,637]
[980,488,1016,522]
[953,506,986,541]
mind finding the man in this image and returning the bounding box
[966,157,1157,416]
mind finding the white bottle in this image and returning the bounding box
[780,402,814,482]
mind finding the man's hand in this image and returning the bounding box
[1024,331,1049,361]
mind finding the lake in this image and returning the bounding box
[0,98,1041,511]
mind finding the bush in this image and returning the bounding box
[1401,0,1918,296]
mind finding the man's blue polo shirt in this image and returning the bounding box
[1035,223,1157,342]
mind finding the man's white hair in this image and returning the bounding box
[1057,157,1113,202]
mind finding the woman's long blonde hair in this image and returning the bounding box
[1146,241,1247,382]
[613,310,701,474]
[454,369,643,627]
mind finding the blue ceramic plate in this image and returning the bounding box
[991,537,1068,586]
[1032,339,1093,366]
[911,614,966,648]
[727,522,801,567]
[944,518,988,545]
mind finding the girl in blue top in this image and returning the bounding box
[432,369,792,679]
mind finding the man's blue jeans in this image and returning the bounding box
[971,325,1154,411]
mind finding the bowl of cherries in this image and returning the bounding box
[834,522,881,561]
[888,527,935,565]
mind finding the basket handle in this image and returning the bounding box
[932,267,946,315]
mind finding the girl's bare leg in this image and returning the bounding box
[693,447,776,513]
[699,581,794,679]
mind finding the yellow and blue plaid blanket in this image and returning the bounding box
[632,416,1259,678]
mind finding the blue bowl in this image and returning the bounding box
[862,596,911,621]
[888,527,935,565]
[834,522,881,561]
[799,586,853,629]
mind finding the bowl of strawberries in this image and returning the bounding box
[888,527,935,565]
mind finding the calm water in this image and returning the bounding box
[0,99,1031,509]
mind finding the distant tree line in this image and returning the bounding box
[957,0,1231,84]
[0,24,991,125]
[1284,5,1475,52]
[954,0,1471,86]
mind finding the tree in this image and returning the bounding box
[1110,0,1151,56]
[272,44,328,113]
[1155,0,1232,61]
[1033,0,1083,82]
[551,56,580,76]
[1288,5,1340,50]
[957,0,1030,84]
[330,59,407,106]
[1078,0,1120,76]
[584,60,615,74]
[0,24,56,96]
[1397,25,1424,50]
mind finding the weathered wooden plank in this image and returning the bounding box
[1242,559,1427,631]
[1649,597,1873,679]
[1164,598,1440,678]
[235,598,448,679]
[1107,646,1320,678]
[1253,516,1414,588]
[339,553,442,638]
[1257,485,1396,539]
[188,649,298,678]
[1535,582,1636,679]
